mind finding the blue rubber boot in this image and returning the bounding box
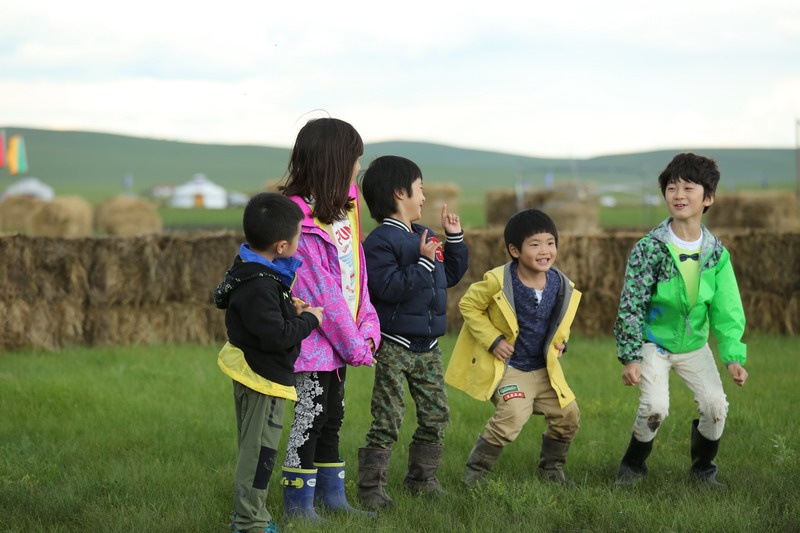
[314,461,375,516]
[281,467,325,523]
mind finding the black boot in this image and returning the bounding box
[690,419,725,488]
[538,436,573,485]
[464,435,503,488]
[403,442,445,495]
[357,447,395,509]
[616,433,653,486]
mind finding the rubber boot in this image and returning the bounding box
[464,435,503,488]
[281,467,324,522]
[616,433,653,486]
[403,442,445,494]
[690,419,725,488]
[357,447,395,509]
[538,435,573,484]
[313,461,375,516]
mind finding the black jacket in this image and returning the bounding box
[213,257,319,386]
[362,219,468,351]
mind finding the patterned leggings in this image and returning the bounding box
[283,369,346,469]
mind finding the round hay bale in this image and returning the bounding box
[95,196,163,236]
[30,196,93,238]
[706,191,799,230]
[0,195,47,233]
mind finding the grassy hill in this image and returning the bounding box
[1,127,796,205]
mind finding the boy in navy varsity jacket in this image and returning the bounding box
[213,193,323,533]
[356,155,468,509]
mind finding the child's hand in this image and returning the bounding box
[726,362,748,386]
[305,306,324,325]
[492,339,514,361]
[441,204,462,233]
[367,338,375,353]
[419,229,441,261]
[292,297,309,316]
[621,362,642,386]
[553,343,566,358]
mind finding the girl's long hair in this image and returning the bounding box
[281,118,363,224]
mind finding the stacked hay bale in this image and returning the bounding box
[418,182,461,230]
[485,182,599,233]
[0,195,46,233]
[30,196,93,237]
[95,196,163,236]
[706,191,800,231]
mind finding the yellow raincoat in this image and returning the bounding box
[445,263,581,408]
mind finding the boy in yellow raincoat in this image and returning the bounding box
[445,209,581,486]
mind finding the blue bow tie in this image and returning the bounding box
[679,253,700,262]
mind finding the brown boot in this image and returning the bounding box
[357,447,395,509]
[464,435,503,488]
[403,442,445,495]
[538,435,573,484]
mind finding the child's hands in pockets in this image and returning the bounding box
[441,204,462,233]
[419,229,441,261]
[492,339,514,361]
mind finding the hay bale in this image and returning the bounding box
[418,182,461,230]
[30,196,93,238]
[95,196,163,236]
[485,182,598,231]
[0,195,46,233]
[706,191,800,230]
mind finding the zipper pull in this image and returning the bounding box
[685,314,692,335]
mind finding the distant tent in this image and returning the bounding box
[2,177,55,201]
[169,174,228,209]
[7,135,28,175]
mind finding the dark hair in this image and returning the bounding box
[243,192,303,251]
[504,209,558,261]
[360,155,422,223]
[281,118,363,224]
[658,153,719,213]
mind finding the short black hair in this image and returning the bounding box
[658,153,719,213]
[243,192,303,251]
[504,209,558,261]
[360,155,422,223]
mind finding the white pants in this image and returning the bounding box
[632,342,728,442]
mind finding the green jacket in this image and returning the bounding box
[614,218,746,366]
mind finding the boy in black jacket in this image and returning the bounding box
[357,155,468,509]
[213,193,323,533]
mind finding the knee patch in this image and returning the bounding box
[699,394,729,423]
[253,446,277,490]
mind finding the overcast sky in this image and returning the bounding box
[2,1,799,158]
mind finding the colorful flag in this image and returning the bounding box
[0,130,5,168]
[8,134,28,175]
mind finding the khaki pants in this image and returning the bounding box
[232,381,285,531]
[482,366,580,447]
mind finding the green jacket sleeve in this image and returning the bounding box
[708,249,747,365]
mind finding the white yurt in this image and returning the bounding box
[2,177,55,201]
[169,174,228,209]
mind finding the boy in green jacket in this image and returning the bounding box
[614,153,748,487]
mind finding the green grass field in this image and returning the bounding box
[1,334,797,532]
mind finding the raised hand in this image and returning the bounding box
[441,204,462,233]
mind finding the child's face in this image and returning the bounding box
[664,178,713,221]
[508,232,557,276]
[395,177,425,222]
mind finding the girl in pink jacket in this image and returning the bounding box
[279,118,381,521]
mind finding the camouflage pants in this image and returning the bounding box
[365,340,449,449]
